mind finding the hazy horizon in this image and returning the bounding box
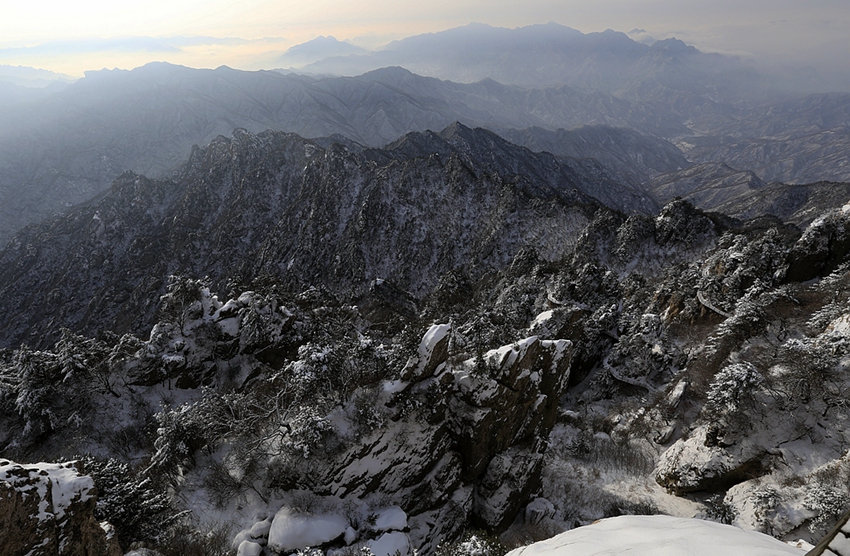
[1,0,849,89]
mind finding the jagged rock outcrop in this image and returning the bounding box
[785,205,850,282]
[370,122,657,215]
[236,324,574,554]
[0,460,122,556]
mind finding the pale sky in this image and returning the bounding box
[2,0,849,80]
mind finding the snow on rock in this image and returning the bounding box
[826,314,850,337]
[267,507,349,552]
[237,540,263,556]
[217,316,241,337]
[373,506,408,532]
[0,459,120,556]
[524,497,556,525]
[255,322,576,554]
[0,460,95,521]
[366,531,411,556]
[506,515,805,556]
[474,446,545,529]
[723,481,810,538]
[420,323,451,358]
[531,310,555,328]
[665,380,688,409]
[401,323,452,382]
[655,425,770,494]
[249,517,273,540]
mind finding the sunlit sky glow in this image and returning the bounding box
[2,0,849,79]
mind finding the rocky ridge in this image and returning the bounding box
[0,124,614,349]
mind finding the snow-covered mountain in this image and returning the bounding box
[276,36,368,68]
[0,124,629,349]
[2,119,850,555]
[0,63,679,241]
[2,27,850,555]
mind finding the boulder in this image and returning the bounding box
[654,426,773,494]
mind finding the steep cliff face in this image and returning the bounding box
[0,124,611,349]
[0,460,121,556]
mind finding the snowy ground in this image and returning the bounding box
[506,515,811,556]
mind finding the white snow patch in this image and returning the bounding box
[531,310,555,327]
[366,531,411,556]
[830,534,850,554]
[249,518,272,539]
[827,314,850,336]
[0,460,94,521]
[217,316,240,337]
[666,380,688,409]
[268,508,348,552]
[381,379,408,394]
[484,336,539,369]
[237,540,263,556]
[506,515,805,556]
[373,506,408,532]
[419,324,450,358]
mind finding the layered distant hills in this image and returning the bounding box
[1,22,849,243]
[293,23,769,98]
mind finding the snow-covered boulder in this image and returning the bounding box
[267,507,348,552]
[506,515,805,556]
[366,531,411,556]
[372,506,408,532]
[401,323,451,380]
[0,459,122,556]
[655,425,771,494]
[723,482,809,538]
[237,540,263,556]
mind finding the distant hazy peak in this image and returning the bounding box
[359,65,419,80]
[0,65,76,87]
[278,35,368,66]
[650,38,699,55]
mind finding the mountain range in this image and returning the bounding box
[2,55,850,243]
[294,23,772,99]
[0,124,617,349]
[2,21,850,556]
